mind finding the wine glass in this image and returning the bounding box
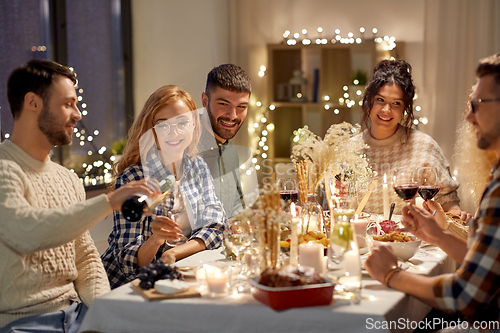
[166,183,188,247]
[277,178,299,211]
[392,168,419,205]
[416,167,440,201]
[224,219,252,287]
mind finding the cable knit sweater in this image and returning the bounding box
[0,140,112,328]
[352,126,460,215]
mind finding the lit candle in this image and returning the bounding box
[299,241,324,274]
[352,214,368,249]
[205,266,230,297]
[383,174,390,220]
[290,203,299,266]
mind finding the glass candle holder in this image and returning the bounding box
[204,265,231,297]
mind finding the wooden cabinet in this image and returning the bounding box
[266,40,405,163]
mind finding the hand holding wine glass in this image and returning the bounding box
[416,167,440,201]
[392,168,419,205]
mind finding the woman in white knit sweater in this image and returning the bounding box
[352,59,464,217]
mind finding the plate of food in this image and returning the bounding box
[280,230,329,255]
[372,232,421,261]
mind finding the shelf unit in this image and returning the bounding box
[265,40,405,164]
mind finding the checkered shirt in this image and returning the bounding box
[433,158,500,322]
[101,153,226,289]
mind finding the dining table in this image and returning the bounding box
[79,241,456,333]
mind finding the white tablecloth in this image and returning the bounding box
[79,245,455,333]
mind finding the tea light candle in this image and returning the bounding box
[290,205,299,266]
[299,241,324,274]
[196,266,207,291]
[383,174,390,220]
[205,266,230,296]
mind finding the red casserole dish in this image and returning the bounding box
[248,276,335,311]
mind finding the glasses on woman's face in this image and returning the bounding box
[154,118,193,136]
[470,98,500,113]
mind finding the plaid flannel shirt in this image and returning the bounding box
[433,159,500,322]
[101,153,226,289]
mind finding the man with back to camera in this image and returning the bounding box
[198,64,254,218]
[0,59,153,333]
[365,54,500,328]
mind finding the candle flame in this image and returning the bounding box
[290,202,296,217]
[308,241,313,245]
[384,173,387,184]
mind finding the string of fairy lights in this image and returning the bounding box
[249,27,429,177]
[69,74,114,187]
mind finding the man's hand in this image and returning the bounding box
[365,244,399,284]
[422,200,448,229]
[401,204,446,245]
[106,179,157,210]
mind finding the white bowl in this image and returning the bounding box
[373,236,421,261]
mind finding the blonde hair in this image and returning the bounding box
[453,86,497,212]
[112,85,200,185]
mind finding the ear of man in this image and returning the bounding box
[201,92,208,108]
[24,92,43,116]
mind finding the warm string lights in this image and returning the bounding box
[249,105,274,174]
[68,68,114,188]
[283,26,389,47]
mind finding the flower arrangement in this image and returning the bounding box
[290,122,374,198]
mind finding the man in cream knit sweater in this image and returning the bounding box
[0,60,153,332]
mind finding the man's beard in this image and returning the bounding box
[38,105,74,146]
[477,135,493,150]
[206,103,241,141]
[476,126,500,151]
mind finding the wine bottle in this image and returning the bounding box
[121,175,176,222]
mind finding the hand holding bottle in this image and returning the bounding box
[120,175,176,222]
[106,179,156,211]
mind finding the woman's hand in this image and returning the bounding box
[160,251,175,265]
[401,204,446,245]
[365,244,399,284]
[447,207,472,223]
[149,216,184,245]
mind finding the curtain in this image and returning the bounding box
[423,0,500,212]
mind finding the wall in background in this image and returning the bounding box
[131,0,231,113]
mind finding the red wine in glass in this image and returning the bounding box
[280,190,299,204]
[394,184,419,202]
[418,186,440,201]
[416,167,440,201]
